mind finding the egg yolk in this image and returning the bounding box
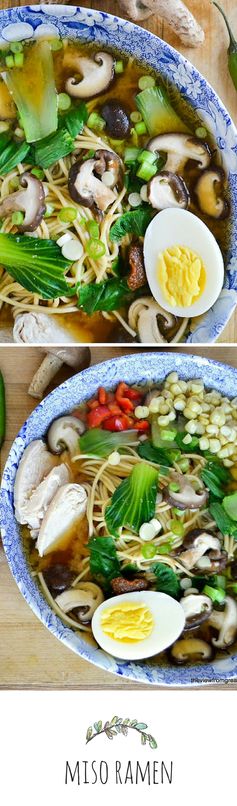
[157,244,206,307]
[101,601,154,643]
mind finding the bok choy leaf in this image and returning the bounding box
[79,427,138,458]
[0,233,73,299]
[105,462,159,536]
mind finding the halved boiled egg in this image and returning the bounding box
[91,590,185,660]
[143,208,224,318]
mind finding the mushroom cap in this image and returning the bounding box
[43,564,76,595]
[47,415,85,456]
[44,346,91,368]
[177,532,221,571]
[0,172,46,232]
[55,582,104,622]
[180,593,213,630]
[36,483,88,557]
[194,168,229,220]
[101,100,130,138]
[164,472,208,510]
[170,637,214,664]
[14,439,57,524]
[147,170,189,210]
[65,51,114,99]
[147,133,211,173]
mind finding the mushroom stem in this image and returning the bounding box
[28,354,63,399]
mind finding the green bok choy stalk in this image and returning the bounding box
[3,40,58,142]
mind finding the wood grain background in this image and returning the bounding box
[0,0,236,341]
[0,344,237,689]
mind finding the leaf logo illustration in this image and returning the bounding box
[86,717,157,749]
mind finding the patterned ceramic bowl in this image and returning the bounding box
[1,351,237,685]
[0,4,236,341]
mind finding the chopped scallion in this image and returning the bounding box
[10,41,23,53]
[12,211,24,226]
[86,238,106,259]
[5,54,14,68]
[137,149,157,165]
[138,75,156,90]
[130,111,142,123]
[115,60,124,74]
[87,220,100,239]
[58,206,77,223]
[87,111,106,131]
[31,167,45,180]
[136,160,157,181]
[14,52,24,68]
[58,92,71,111]
[124,146,140,164]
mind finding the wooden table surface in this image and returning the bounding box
[1,344,237,689]
[0,0,237,342]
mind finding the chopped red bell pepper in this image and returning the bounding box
[98,386,107,405]
[87,405,111,428]
[134,420,150,431]
[103,414,132,431]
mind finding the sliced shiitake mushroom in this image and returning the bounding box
[194,167,229,219]
[0,172,46,232]
[169,637,214,664]
[147,133,211,174]
[164,473,208,510]
[147,170,189,210]
[68,150,123,214]
[180,593,213,630]
[43,565,76,595]
[65,52,114,99]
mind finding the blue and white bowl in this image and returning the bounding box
[0,4,236,342]
[1,351,237,686]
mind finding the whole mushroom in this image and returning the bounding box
[101,100,131,139]
[65,51,114,99]
[0,172,46,232]
[128,296,188,343]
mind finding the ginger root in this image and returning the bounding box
[118,0,205,47]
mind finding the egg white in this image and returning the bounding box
[91,590,185,660]
[143,208,224,318]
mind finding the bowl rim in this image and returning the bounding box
[1,350,237,686]
[0,4,236,342]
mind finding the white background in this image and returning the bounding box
[0,690,235,806]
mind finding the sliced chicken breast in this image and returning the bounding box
[23,463,70,531]
[36,483,88,557]
[14,440,58,524]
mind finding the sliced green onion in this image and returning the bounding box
[31,167,45,180]
[137,149,157,165]
[195,126,207,139]
[14,52,24,68]
[10,41,23,53]
[58,206,77,223]
[78,217,87,227]
[5,54,14,68]
[44,203,55,218]
[124,146,141,164]
[169,519,185,537]
[159,429,177,442]
[130,111,142,123]
[87,111,106,131]
[86,238,106,260]
[87,220,100,239]
[12,211,24,226]
[50,39,63,51]
[179,458,190,473]
[82,149,95,161]
[157,541,173,554]
[135,121,147,135]
[141,543,157,559]
[58,92,71,111]
[173,507,185,517]
[138,75,156,90]
[115,60,124,74]
[9,177,19,191]
[136,160,157,181]
[203,585,226,604]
